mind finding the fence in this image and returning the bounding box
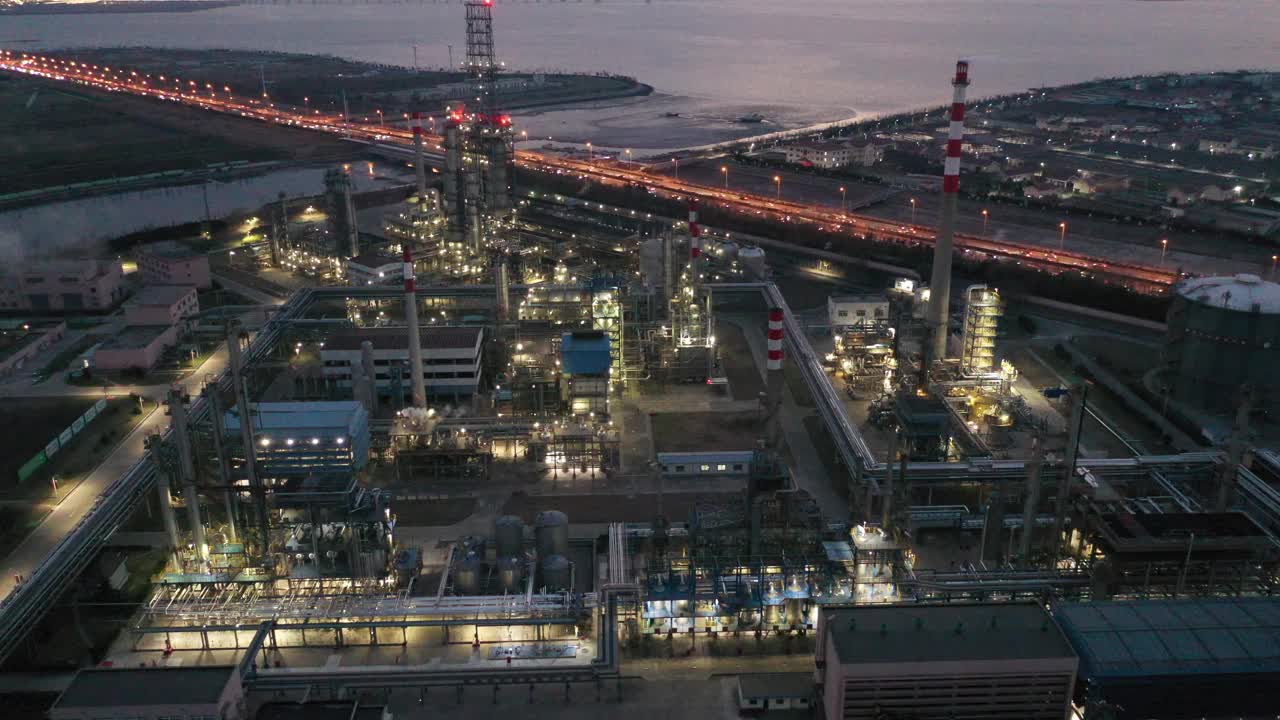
[15,398,109,483]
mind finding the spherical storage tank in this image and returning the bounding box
[1165,274,1280,414]
[540,554,571,591]
[494,515,525,559]
[535,510,570,558]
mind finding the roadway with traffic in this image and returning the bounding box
[0,50,1180,295]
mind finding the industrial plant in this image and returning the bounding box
[3,15,1280,720]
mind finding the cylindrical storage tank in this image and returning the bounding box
[494,515,525,559]
[739,246,767,280]
[535,510,570,558]
[765,603,783,626]
[541,553,571,591]
[1166,274,1280,415]
[498,555,524,594]
[454,552,482,595]
[718,240,740,262]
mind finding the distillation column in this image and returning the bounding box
[443,116,467,246]
[925,60,970,365]
[203,385,238,543]
[411,111,429,202]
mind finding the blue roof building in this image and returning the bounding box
[560,331,610,376]
[224,401,370,476]
[1055,598,1280,719]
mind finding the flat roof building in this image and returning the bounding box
[93,324,179,371]
[817,603,1077,720]
[320,326,484,400]
[0,259,125,312]
[125,284,200,327]
[49,665,243,720]
[1055,598,1280,720]
[137,243,213,289]
[224,401,370,475]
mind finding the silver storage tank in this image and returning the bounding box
[494,515,525,558]
[1165,274,1280,414]
[535,510,570,558]
[540,553,572,591]
[454,552,482,595]
[498,555,524,594]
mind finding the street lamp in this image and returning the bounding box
[981,209,989,237]
[839,186,847,214]
[1058,222,1067,250]
[375,109,383,128]
[672,158,679,180]
[910,198,917,224]
[586,141,593,162]
[1272,255,1277,281]
[720,166,729,189]
[625,148,632,166]
[1160,238,1168,267]
[773,175,782,200]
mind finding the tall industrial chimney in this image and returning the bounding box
[765,307,784,446]
[411,111,428,202]
[226,321,271,555]
[344,171,360,258]
[925,60,970,365]
[403,247,428,409]
[688,198,702,295]
[495,259,510,326]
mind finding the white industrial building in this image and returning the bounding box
[816,603,1077,720]
[828,295,889,329]
[320,326,484,399]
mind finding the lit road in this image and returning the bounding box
[0,50,1178,295]
[0,344,229,600]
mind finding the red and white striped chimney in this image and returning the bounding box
[926,59,971,366]
[403,246,415,294]
[767,307,784,373]
[942,61,970,194]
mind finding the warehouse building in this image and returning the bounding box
[1055,598,1280,720]
[320,326,484,399]
[816,603,1077,720]
[124,285,200,327]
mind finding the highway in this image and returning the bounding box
[0,50,1179,294]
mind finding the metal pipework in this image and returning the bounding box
[146,436,181,567]
[226,322,271,555]
[404,247,428,409]
[204,385,238,543]
[926,60,970,365]
[168,388,207,565]
[344,171,359,258]
[1019,435,1045,567]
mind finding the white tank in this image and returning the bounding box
[739,246,767,279]
[718,240,740,262]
